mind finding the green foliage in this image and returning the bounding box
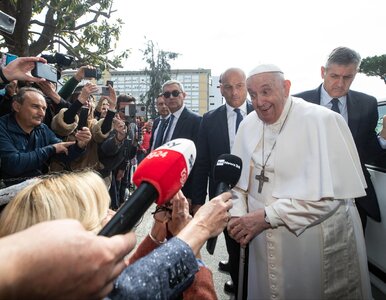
[141,39,179,119]
[359,54,386,84]
[0,0,129,71]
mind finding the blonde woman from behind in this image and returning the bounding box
[0,170,111,237]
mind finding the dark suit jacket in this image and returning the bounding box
[294,85,383,221]
[171,107,202,199]
[191,102,254,205]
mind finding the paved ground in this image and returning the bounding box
[132,203,234,300]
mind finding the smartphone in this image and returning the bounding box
[77,107,89,130]
[136,104,146,117]
[125,103,137,118]
[101,86,110,96]
[106,80,114,87]
[84,68,97,78]
[0,10,16,35]
[31,62,58,83]
[91,86,109,96]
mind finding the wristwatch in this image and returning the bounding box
[264,209,271,225]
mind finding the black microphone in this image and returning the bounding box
[206,154,242,255]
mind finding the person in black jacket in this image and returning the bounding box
[294,46,386,231]
[99,116,137,210]
[191,68,253,296]
[161,80,202,200]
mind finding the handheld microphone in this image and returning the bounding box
[206,154,242,255]
[99,138,196,237]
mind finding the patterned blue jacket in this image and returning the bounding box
[107,237,199,300]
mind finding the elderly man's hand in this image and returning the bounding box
[227,208,269,247]
[52,141,76,155]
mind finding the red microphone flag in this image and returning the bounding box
[133,138,196,205]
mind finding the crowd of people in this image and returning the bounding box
[0,46,385,299]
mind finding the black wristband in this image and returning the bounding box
[0,67,10,84]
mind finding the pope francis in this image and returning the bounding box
[228,64,371,299]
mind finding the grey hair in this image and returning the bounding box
[14,87,45,104]
[325,47,361,70]
[162,79,185,92]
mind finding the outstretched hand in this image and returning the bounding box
[2,57,47,83]
[176,192,232,256]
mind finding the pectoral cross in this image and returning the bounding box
[255,167,269,193]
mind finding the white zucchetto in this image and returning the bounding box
[247,64,283,79]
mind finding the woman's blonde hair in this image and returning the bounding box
[0,170,110,237]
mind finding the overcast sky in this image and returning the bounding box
[112,0,386,99]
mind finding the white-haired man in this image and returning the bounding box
[228,64,371,299]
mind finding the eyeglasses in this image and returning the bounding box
[163,90,182,99]
[151,204,173,223]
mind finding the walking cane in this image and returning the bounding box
[237,187,250,300]
[237,246,246,300]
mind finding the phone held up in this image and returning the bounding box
[84,68,102,80]
[31,62,58,83]
[77,107,89,130]
[90,86,110,96]
[0,10,16,35]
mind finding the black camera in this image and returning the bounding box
[40,53,74,68]
[31,62,59,83]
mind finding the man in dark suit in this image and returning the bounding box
[161,79,202,199]
[149,93,171,151]
[191,68,253,296]
[294,46,386,232]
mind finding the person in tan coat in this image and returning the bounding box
[50,82,117,172]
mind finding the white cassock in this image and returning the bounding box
[231,96,371,300]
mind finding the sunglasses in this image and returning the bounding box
[163,90,182,99]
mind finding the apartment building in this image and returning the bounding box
[62,68,223,115]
